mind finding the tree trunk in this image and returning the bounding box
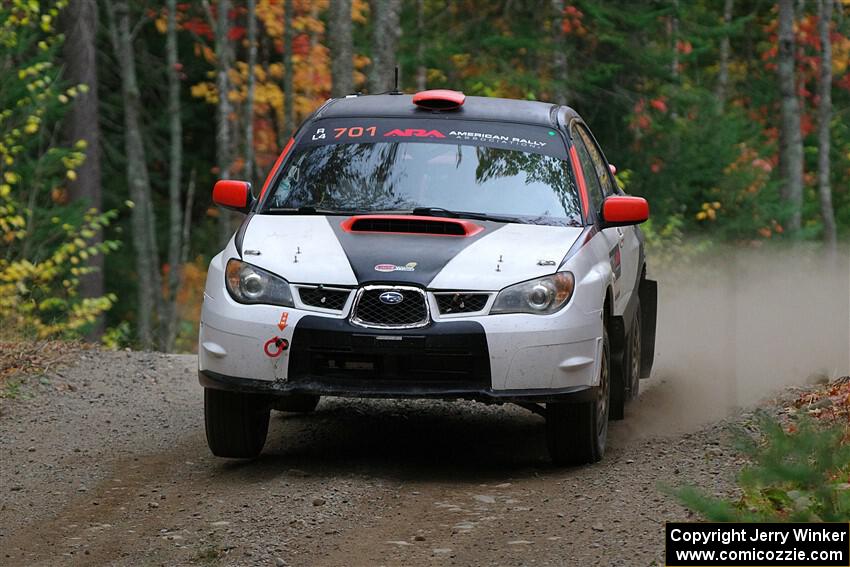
[329,0,354,97]
[282,0,295,141]
[245,0,257,183]
[551,0,568,105]
[817,0,837,252]
[368,0,402,93]
[106,0,160,349]
[715,0,734,107]
[778,0,804,233]
[61,0,103,335]
[181,169,197,271]
[670,0,679,81]
[415,0,426,91]
[163,0,183,352]
[214,0,233,245]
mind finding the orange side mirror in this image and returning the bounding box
[213,180,253,213]
[601,196,649,227]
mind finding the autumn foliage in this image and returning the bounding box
[3,0,850,347]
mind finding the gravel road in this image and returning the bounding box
[0,349,748,567]
[2,248,843,566]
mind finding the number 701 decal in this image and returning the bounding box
[334,126,377,139]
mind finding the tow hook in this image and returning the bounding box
[263,337,289,358]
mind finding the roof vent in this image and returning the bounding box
[341,215,483,237]
[412,89,465,110]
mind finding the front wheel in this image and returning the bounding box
[626,304,642,401]
[611,301,641,419]
[546,327,610,465]
[204,388,270,458]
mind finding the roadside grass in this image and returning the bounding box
[193,545,222,565]
[668,377,850,522]
[0,340,90,399]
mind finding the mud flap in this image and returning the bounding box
[639,278,657,378]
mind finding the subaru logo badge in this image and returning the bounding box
[379,291,404,305]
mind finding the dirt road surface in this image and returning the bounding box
[2,250,846,566]
[1,349,745,567]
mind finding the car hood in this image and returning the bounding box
[239,215,584,291]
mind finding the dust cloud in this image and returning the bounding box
[617,245,850,438]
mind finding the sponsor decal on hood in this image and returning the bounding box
[330,219,494,285]
[374,262,418,273]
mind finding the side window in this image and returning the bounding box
[570,127,605,215]
[576,124,615,197]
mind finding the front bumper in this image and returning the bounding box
[199,270,603,398]
[199,369,596,403]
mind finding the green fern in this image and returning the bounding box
[669,413,850,522]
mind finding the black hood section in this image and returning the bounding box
[328,217,501,286]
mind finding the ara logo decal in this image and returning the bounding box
[378,291,404,305]
[374,262,417,273]
[384,129,446,138]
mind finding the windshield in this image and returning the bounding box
[263,119,583,226]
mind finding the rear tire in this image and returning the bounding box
[546,327,610,465]
[204,388,270,459]
[272,394,320,413]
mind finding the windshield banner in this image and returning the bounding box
[299,118,568,158]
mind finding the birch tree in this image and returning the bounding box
[282,0,295,141]
[204,0,233,245]
[163,0,184,351]
[329,0,354,97]
[245,0,257,184]
[551,0,568,105]
[61,0,103,322]
[368,0,401,93]
[106,0,161,349]
[415,0,426,91]
[817,0,837,252]
[777,0,804,233]
[715,0,734,107]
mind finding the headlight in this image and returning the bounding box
[491,272,575,315]
[225,259,294,306]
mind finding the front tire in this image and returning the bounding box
[204,388,270,458]
[546,327,610,465]
[625,304,641,401]
[610,300,642,419]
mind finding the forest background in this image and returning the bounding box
[2,0,848,351]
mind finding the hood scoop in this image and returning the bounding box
[340,215,484,237]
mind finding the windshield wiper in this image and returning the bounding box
[265,206,363,216]
[410,207,524,224]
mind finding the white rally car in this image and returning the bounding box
[199,90,657,465]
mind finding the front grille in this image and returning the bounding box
[288,317,491,390]
[298,286,350,311]
[351,286,429,328]
[435,293,491,314]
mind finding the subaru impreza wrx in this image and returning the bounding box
[199,89,657,465]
